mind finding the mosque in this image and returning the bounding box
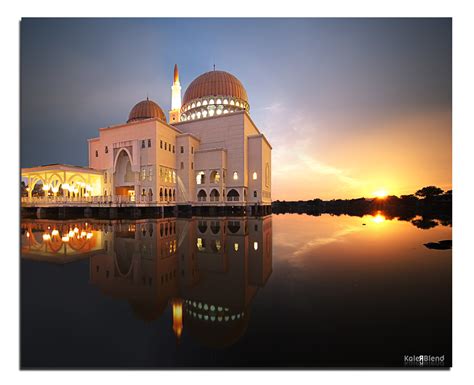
[21,66,272,214]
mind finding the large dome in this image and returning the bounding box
[180,70,249,121]
[183,70,248,105]
[127,98,167,123]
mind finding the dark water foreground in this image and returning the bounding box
[20,213,451,368]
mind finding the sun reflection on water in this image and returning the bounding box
[372,213,386,224]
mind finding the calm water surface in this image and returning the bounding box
[20,213,451,368]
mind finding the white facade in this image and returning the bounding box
[87,67,272,207]
[21,67,272,208]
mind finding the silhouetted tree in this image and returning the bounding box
[415,186,444,199]
[411,218,439,230]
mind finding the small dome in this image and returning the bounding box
[127,98,167,123]
[183,70,248,106]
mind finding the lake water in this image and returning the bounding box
[20,213,451,368]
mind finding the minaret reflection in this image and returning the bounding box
[88,216,273,347]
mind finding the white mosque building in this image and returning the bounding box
[21,65,272,214]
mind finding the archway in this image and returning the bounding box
[210,170,220,184]
[226,189,239,202]
[197,189,207,202]
[210,188,220,202]
[114,149,137,200]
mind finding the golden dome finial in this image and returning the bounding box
[174,64,179,84]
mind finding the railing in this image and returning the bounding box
[21,195,175,206]
[227,196,239,202]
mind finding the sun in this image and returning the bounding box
[373,189,388,199]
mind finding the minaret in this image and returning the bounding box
[169,64,181,124]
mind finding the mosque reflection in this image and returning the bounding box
[21,216,273,348]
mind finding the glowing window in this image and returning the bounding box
[217,99,222,104]
[252,172,257,180]
[191,113,195,119]
[223,99,228,104]
[202,110,208,117]
[209,99,215,104]
[209,110,214,117]
[216,109,222,115]
[197,101,201,107]
[234,243,239,252]
[197,238,205,251]
[223,110,228,114]
[254,242,258,251]
[210,170,220,184]
[196,111,201,119]
[230,100,235,105]
[203,100,208,106]
[192,103,195,108]
[196,171,205,185]
[233,172,238,180]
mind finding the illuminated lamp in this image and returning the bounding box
[42,233,51,241]
[51,229,59,236]
[61,236,69,242]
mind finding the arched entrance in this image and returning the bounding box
[114,149,137,201]
[226,189,239,202]
[197,189,207,202]
[210,188,220,202]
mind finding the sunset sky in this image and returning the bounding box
[21,18,451,200]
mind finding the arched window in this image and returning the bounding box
[233,172,238,180]
[197,189,207,202]
[228,220,240,234]
[180,162,184,170]
[252,172,257,180]
[198,220,208,233]
[226,189,239,202]
[173,189,176,200]
[210,189,220,202]
[164,189,168,200]
[210,221,220,234]
[196,171,205,185]
[160,188,163,202]
[168,189,172,200]
[210,170,220,184]
[148,188,153,202]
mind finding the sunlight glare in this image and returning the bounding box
[373,189,388,198]
[372,213,386,224]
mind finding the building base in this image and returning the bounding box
[21,204,272,219]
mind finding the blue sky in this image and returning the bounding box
[21,18,451,199]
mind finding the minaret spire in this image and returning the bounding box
[174,64,179,84]
[169,64,182,124]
